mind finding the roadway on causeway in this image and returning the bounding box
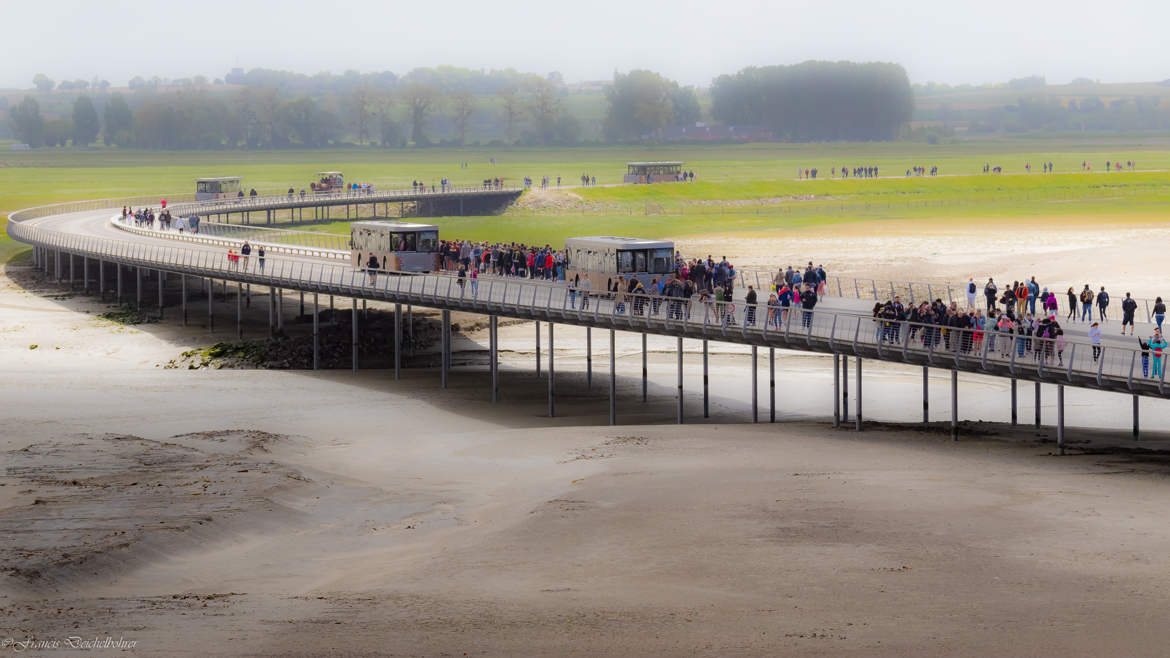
[26,206,1157,356]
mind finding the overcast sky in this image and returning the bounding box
[4,0,1167,89]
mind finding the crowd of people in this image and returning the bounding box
[856,274,1167,376]
[907,166,938,176]
[799,166,883,179]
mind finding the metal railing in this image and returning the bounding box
[169,184,523,217]
[110,215,349,258]
[733,269,1164,326]
[11,209,1169,400]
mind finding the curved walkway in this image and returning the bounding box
[9,196,1170,451]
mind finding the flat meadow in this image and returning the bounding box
[3,137,1170,260]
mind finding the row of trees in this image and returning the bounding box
[7,81,582,149]
[10,62,922,148]
[711,61,915,141]
[921,94,1170,134]
[9,95,103,147]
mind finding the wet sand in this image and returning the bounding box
[680,215,1170,300]
[5,237,1170,655]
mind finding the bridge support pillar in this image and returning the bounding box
[207,279,214,331]
[1057,384,1065,455]
[236,283,242,338]
[246,284,251,308]
[1011,378,1018,425]
[702,340,709,418]
[394,303,402,380]
[180,274,186,325]
[751,345,758,423]
[548,323,555,417]
[609,329,617,425]
[331,296,336,325]
[677,336,684,424]
[1133,394,1139,440]
[98,259,104,299]
[769,348,776,423]
[116,265,123,304]
[135,267,142,309]
[83,256,88,292]
[489,314,498,402]
[586,327,592,389]
[833,353,840,427]
[855,357,863,431]
[923,366,930,425]
[440,309,450,388]
[55,249,60,282]
[842,355,849,424]
[268,289,275,336]
[1035,382,1042,428]
[951,370,958,441]
[642,333,648,403]
[69,253,74,288]
[299,292,304,318]
[158,270,164,319]
[535,321,541,377]
[313,294,320,371]
[353,300,360,374]
[277,289,284,331]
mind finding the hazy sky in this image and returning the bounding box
[4,0,1167,89]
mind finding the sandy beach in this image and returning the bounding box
[6,228,1170,656]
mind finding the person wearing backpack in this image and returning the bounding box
[1027,277,1040,315]
[1150,328,1167,378]
[984,278,998,312]
[1122,292,1138,335]
[1097,287,1110,322]
[1079,285,1094,322]
[966,277,977,309]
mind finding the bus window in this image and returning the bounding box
[418,231,438,252]
[618,250,635,273]
[651,248,673,273]
[402,232,417,252]
[634,250,648,273]
[391,233,405,251]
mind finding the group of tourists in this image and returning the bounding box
[907,166,938,176]
[122,206,176,230]
[579,174,598,186]
[226,241,264,272]
[440,240,567,282]
[840,165,880,178]
[970,277,1159,334]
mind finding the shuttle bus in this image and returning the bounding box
[195,176,242,200]
[564,236,676,291]
[350,221,441,273]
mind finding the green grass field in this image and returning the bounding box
[3,138,1169,259]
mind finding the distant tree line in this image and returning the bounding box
[710,61,915,141]
[7,62,920,148]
